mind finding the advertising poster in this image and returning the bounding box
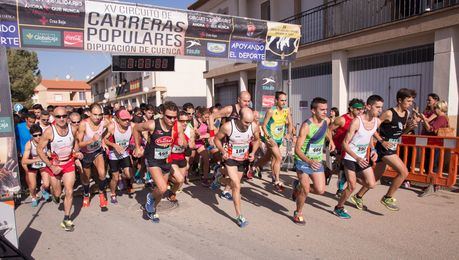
[229,17,267,62]
[17,0,85,49]
[254,61,283,120]
[265,22,301,61]
[84,0,188,55]
[184,12,232,58]
[0,1,20,48]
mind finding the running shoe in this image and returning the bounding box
[293,211,305,225]
[110,195,118,204]
[380,196,399,211]
[291,180,300,202]
[220,191,233,201]
[41,188,51,202]
[117,179,125,191]
[274,182,285,192]
[52,195,60,204]
[99,193,108,210]
[145,193,155,213]
[210,168,222,191]
[334,207,351,219]
[253,167,262,179]
[31,198,39,208]
[350,195,364,210]
[335,189,343,199]
[60,220,75,232]
[127,188,134,198]
[246,168,254,179]
[167,191,178,203]
[147,211,160,223]
[236,215,248,228]
[82,195,90,208]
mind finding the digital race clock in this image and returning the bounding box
[112,56,175,72]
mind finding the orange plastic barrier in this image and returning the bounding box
[383,135,459,187]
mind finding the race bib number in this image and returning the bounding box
[172,145,185,154]
[89,140,101,150]
[355,144,368,158]
[231,144,249,160]
[307,143,323,159]
[388,138,400,151]
[31,161,46,169]
[117,140,129,149]
[274,125,285,135]
[154,147,171,160]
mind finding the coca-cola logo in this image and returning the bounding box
[63,31,83,48]
[155,136,172,146]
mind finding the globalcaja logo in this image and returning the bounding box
[22,29,61,47]
[0,117,12,133]
[63,31,83,48]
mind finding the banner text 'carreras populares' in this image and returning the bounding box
[0,0,301,61]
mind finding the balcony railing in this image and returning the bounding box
[280,0,459,46]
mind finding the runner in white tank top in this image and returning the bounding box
[37,106,83,231]
[76,103,109,211]
[334,95,384,220]
[213,107,261,228]
[21,124,51,207]
[104,110,134,203]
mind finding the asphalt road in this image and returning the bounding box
[13,172,459,259]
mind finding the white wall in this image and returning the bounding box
[349,62,434,111]
[288,74,332,125]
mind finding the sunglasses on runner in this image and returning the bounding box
[55,114,68,119]
[71,120,81,124]
[164,115,177,120]
[32,133,42,137]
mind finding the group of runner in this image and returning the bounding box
[18,87,421,230]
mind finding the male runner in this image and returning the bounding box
[77,103,109,211]
[353,88,418,211]
[214,107,260,227]
[334,95,383,219]
[38,110,51,132]
[104,109,134,204]
[37,107,82,231]
[21,124,51,207]
[133,101,183,223]
[291,97,335,225]
[330,99,365,198]
[261,91,293,191]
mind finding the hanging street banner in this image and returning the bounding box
[254,61,283,121]
[0,0,301,61]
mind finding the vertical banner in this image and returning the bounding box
[0,46,20,248]
[254,61,283,121]
[0,0,20,48]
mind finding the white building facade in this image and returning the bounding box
[89,57,207,107]
[189,0,459,132]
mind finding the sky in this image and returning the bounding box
[37,0,196,81]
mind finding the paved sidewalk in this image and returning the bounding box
[14,172,459,259]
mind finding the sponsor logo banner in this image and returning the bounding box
[0,21,19,47]
[265,22,301,61]
[84,0,187,55]
[186,13,232,41]
[21,28,61,47]
[254,61,283,117]
[17,0,85,28]
[184,38,204,57]
[206,41,228,57]
[63,30,83,48]
[229,40,265,62]
[232,17,267,42]
[0,117,12,133]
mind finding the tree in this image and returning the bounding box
[7,49,40,103]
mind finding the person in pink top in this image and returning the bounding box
[194,107,211,186]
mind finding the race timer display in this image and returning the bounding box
[112,56,175,72]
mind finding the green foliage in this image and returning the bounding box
[7,49,40,102]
